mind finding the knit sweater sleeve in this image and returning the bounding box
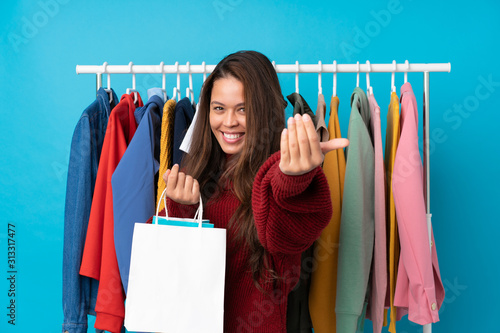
[252,151,333,255]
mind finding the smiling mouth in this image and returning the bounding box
[223,132,244,139]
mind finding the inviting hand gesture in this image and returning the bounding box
[162,164,200,205]
[279,113,349,176]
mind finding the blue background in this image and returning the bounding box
[1,0,498,332]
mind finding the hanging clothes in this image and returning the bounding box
[112,95,164,294]
[62,87,117,333]
[79,93,143,333]
[147,87,167,103]
[134,101,147,125]
[314,93,329,142]
[172,97,195,166]
[287,92,318,127]
[133,88,165,125]
[365,92,387,333]
[392,82,445,325]
[156,98,177,212]
[179,103,199,155]
[336,87,374,333]
[309,94,345,333]
[286,92,315,333]
[385,91,403,333]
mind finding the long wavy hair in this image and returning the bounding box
[181,50,287,286]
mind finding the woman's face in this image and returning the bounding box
[209,76,246,155]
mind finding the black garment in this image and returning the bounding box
[286,245,314,333]
[285,92,315,333]
[287,92,318,127]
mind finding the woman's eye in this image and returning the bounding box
[238,108,245,113]
[214,106,223,111]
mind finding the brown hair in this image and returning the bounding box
[181,50,287,286]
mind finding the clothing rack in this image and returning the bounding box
[76,61,450,74]
[75,61,451,333]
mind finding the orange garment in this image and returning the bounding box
[156,99,176,211]
[309,95,346,333]
[384,92,401,333]
[79,93,143,333]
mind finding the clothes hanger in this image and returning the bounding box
[102,62,113,104]
[366,60,373,96]
[105,74,113,104]
[356,61,360,88]
[404,60,409,83]
[202,61,207,83]
[333,60,337,98]
[172,61,181,101]
[391,60,397,93]
[125,62,139,104]
[295,60,299,94]
[185,62,194,103]
[318,60,322,96]
[159,61,167,102]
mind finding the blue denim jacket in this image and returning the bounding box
[62,88,118,333]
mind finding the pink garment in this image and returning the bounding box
[392,82,445,325]
[365,93,387,333]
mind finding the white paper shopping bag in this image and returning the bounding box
[125,189,226,333]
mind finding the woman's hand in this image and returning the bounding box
[279,113,349,176]
[162,164,200,205]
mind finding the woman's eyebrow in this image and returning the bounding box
[211,101,245,107]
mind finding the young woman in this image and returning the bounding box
[158,50,348,332]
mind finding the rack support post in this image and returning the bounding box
[423,71,432,333]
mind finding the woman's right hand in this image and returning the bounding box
[163,164,200,205]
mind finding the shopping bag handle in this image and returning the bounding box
[155,188,204,228]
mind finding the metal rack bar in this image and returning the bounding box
[76,62,451,75]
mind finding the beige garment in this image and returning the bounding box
[315,93,330,142]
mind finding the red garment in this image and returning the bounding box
[152,152,332,333]
[79,93,143,333]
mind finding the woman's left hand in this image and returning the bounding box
[279,113,349,176]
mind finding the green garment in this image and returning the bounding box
[335,87,375,333]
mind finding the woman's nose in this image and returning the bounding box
[223,110,238,127]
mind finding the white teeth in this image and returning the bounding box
[223,133,242,139]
